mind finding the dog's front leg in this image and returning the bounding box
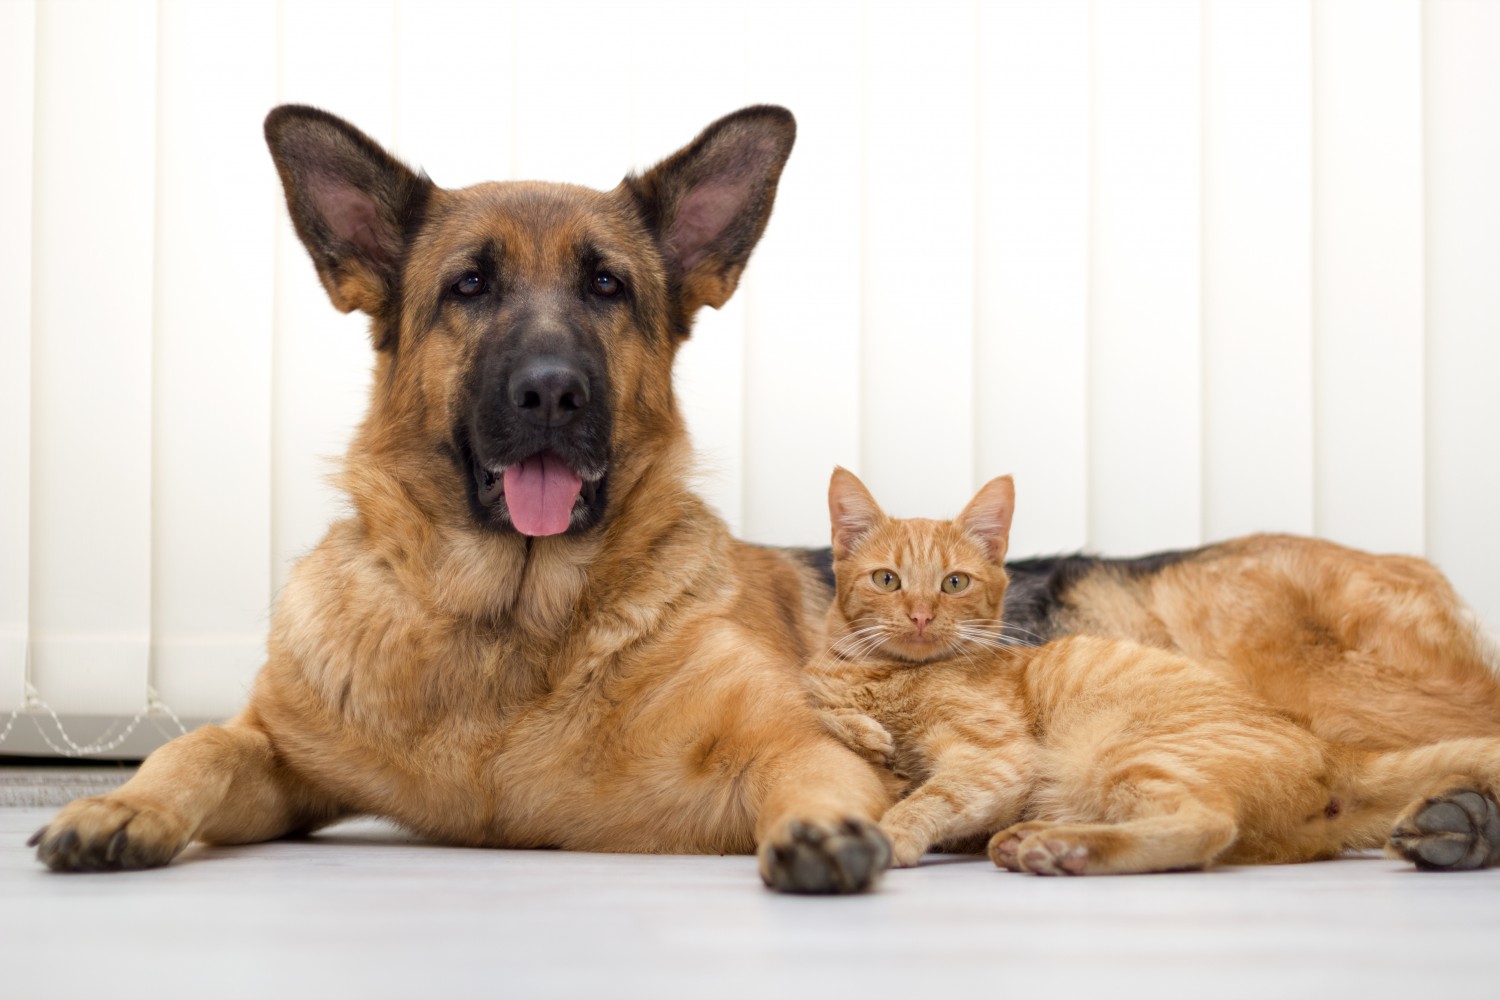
[31,712,337,871]
[752,734,895,894]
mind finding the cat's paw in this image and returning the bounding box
[988,823,1089,875]
[1389,787,1500,871]
[31,794,191,872]
[759,817,892,894]
[880,823,930,868]
[821,710,895,767]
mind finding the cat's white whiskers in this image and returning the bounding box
[955,626,1038,651]
[831,624,893,659]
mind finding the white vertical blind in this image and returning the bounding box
[1424,0,1500,632]
[975,0,1090,555]
[860,0,979,517]
[0,0,36,715]
[1313,0,1427,553]
[151,0,278,719]
[1201,0,1314,541]
[29,0,158,716]
[744,1,864,546]
[1087,0,1203,553]
[5,0,1500,748]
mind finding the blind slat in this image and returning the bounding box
[1087,0,1204,553]
[0,0,36,714]
[1312,0,1426,552]
[152,0,277,719]
[1425,0,1500,631]
[743,1,865,545]
[1202,0,1315,540]
[29,0,158,716]
[860,0,979,518]
[976,0,1090,556]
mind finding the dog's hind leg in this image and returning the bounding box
[31,711,339,872]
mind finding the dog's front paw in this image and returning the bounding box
[31,795,191,872]
[759,817,892,894]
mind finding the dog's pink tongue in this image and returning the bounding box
[503,454,583,537]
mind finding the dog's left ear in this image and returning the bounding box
[623,105,795,331]
[264,105,432,326]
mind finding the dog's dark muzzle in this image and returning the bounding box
[460,339,613,538]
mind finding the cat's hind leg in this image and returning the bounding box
[989,800,1237,875]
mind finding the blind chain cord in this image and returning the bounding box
[0,684,190,757]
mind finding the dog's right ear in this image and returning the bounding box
[264,105,432,320]
[829,467,887,561]
[623,105,796,334]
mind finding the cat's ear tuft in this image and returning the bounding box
[957,475,1015,564]
[828,466,886,560]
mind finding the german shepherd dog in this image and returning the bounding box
[30,106,1500,885]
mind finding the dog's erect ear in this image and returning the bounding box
[957,475,1016,565]
[623,105,795,331]
[264,105,432,322]
[829,467,887,561]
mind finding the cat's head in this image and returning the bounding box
[825,467,1015,664]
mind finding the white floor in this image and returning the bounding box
[3,806,1498,1000]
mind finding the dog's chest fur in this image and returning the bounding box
[254,509,816,853]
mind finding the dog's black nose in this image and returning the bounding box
[509,359,590,428]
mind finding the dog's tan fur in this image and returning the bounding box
[1049,535,1500,751]
[31,106,892,893]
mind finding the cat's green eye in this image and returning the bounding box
[872,569,901,592]
[942,572,971,594]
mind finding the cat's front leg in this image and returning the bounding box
[878,745,1032,867]
[819,709,895,767]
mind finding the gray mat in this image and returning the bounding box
[0,766,136,807]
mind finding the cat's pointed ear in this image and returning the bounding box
[829,466,887,560]
[957,475,1015,564]
[265,105,433,324]
[621,105,795,334]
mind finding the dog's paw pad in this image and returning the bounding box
[1391,788,1500,871]
[33,797,188,873]
[761,817,891,894]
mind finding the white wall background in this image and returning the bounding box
[2,0,1498,744]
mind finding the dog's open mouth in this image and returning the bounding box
[475,451,603,537]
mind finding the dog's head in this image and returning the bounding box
[265,105,794,538]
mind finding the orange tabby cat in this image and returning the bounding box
[805,467,1500,875]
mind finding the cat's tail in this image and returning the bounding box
[1338,739,1500,870]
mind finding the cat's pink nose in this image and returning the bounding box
[911,610,932,635]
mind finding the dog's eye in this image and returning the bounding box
[452,272,487,297]
[942,573,971,594]
[872,569,901,592]
[591,272,624,298]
